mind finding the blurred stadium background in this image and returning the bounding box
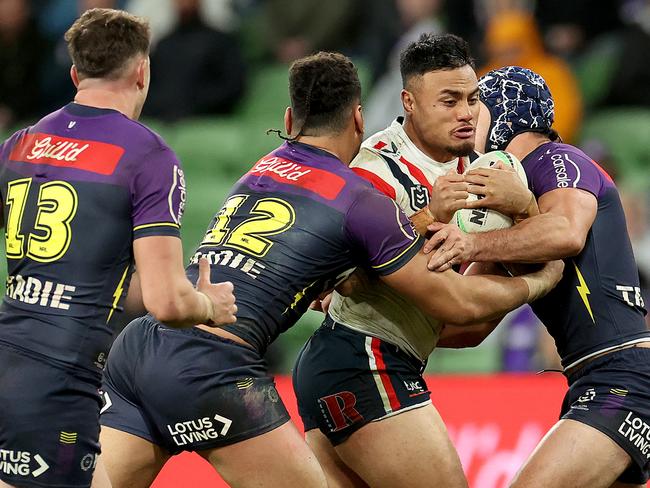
[1,0,650,486]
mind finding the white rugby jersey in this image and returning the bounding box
[328,117,477,361]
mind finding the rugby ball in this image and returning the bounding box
[454,151,528,233]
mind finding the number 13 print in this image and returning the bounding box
[5,177,78,262]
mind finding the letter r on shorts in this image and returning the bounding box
[319,392,363,432]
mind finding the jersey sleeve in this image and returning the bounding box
[130,145,186,239]
[344,188,424,276]
[529,149,605,199]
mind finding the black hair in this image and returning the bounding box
[288,51,361,136]
[399,33,474,88]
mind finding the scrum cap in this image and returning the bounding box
[479,66,554,151]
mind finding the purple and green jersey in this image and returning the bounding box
[0,103,185,375]
[524,142,648,369]
[186,141,423,352]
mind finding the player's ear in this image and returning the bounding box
[353,104,364,135]
[135,58,148,90]
[475,101,491,154]
[70,66,80,88]
[401,89,415,115]
[284,107,293,136]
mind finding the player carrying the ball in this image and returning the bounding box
[293,34,537,488]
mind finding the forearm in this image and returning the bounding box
[470,213,576,262]
[383,252,533,325]
[456,274,529,324]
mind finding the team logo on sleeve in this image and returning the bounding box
[168,165,187,224]
[549,152,580,189]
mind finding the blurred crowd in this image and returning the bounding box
[2,0,650,373]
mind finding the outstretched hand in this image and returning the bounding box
[196,258,238,326]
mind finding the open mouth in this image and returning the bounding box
[453,126,475,139]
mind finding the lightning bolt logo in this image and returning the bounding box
[283,281,318,314]
[574,262,594,323]
[107,266,130,323]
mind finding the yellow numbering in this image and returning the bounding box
[202,195,295,257]
[5,178,78,262]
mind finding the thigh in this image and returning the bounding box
[335,403,468,488]
[305,429,368,488]
[510,419,632,488]
[90,455,112,488]
[0,348,102,488]
[99,427,170,488]
[199,421,327,488]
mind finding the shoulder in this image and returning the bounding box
[351,125,405,183]
[530,143,602,178]
[1,127,32,160]
[122,119,172,154]
[527,142,612,195]
[3,127,30,147]
[120,120,181,178]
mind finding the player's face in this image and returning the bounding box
[474,101,491,153]
[403,65,479,162]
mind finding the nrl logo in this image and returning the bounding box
[409,184,430,211]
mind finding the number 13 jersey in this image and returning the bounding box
[0,103,185,375]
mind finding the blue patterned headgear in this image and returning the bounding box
[478,66,555,151]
